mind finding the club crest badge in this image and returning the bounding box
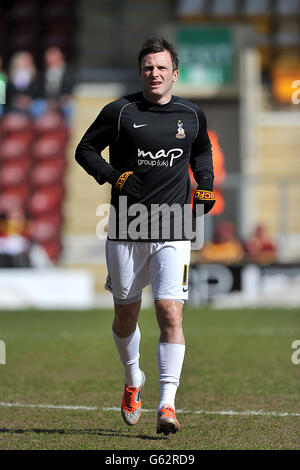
[176,120,185,139]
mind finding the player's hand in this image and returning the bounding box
[193,178,216,215]
[115,171,142,199]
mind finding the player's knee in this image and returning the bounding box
[113,304,140,338]
[156,303,183,330]
[112,317,138,338]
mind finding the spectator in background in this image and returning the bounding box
[0,209,53,268]
[5,51,39,114]
[32,47,75,122]
[243,224,277,264]
[0,208,31,267]
[196,221,244,265]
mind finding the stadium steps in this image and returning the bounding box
[255,124,300,235]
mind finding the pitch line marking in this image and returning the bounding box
[0,402,299,417]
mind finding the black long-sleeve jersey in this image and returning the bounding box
[75,91,214,241]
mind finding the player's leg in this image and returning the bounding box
[155,298,185,412]
[105,240,148,426]
[150,241,190,434]
[112,299,145,426]
[155,298,185,344]
[106,239,145,379]
[155,299,185,434]
[112,299,143,387]
[113,300,141,338]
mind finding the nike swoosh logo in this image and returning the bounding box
[183,287,188,292]
[135,389,141,403]
[133,123,148,128]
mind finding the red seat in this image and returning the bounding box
[27,186,64,216]
[0,112,32,140]
[30,160,65,188]
[32,135,66,161]
[0,186,28,212]
[0,135,31,161]
[33,111,68,136]
[31,213,62,243]
[33,111,69,142]
[0,160,31,187]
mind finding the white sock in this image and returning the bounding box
[157,342,185,411]
[113,325,142,387]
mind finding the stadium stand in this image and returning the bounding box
[0,112,32,139]
[30,160,65,188]
[0,111,68,263]
[0,0,76,264]
[0,110,67,262]
[0,186,28,213]
[0,134,31,162]
[0,159,31,187]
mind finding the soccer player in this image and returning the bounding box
[75,37,215,435]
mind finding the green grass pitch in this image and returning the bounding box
[0,306,299,450]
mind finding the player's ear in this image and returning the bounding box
[172,69,179,83]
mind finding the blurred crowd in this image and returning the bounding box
[0,46,74,121]
[193,221,277,265]
[0,47,74,121]
[0,46,72,267]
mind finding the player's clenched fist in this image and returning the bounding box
[193,178,216,215]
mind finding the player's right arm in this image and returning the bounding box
[190,108,215,215]
[75,102,141,198]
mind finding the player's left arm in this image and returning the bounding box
[75,102,142,199]
[190,109,215,215]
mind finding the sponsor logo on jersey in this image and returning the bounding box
[176,120,185,139]
[137,148,183,168]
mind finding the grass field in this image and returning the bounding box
[0,306,299,450]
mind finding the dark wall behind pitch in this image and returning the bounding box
[194,98,241,239]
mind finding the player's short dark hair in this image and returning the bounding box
[138,37,179,71]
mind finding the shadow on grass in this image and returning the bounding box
[0,428,165,441]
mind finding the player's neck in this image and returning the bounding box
[142,91,173,106]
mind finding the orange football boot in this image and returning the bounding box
[121,371,145,426]
[156,404,181,435]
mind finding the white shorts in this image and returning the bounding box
[105,240,191,305]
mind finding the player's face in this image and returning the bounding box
[139,50,179,105]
